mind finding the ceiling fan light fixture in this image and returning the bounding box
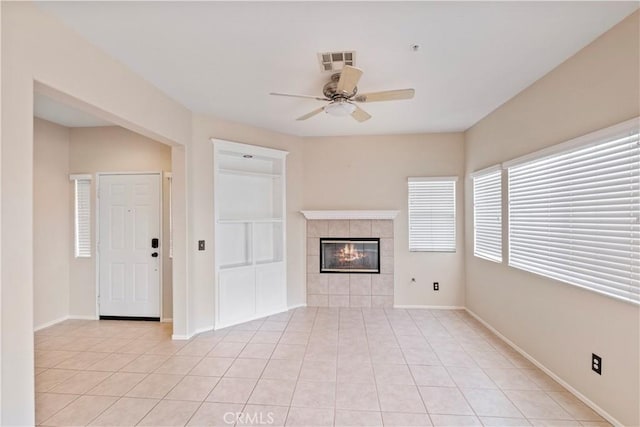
[324,100,356,117]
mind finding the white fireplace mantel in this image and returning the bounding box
[300,210,400,220]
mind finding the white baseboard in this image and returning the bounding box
[34,314,98,331]
[394,304,465,310]
[193,326,214,335]
[287,303,307,310]
[161,317,173,323]
[465,308,622,427]
[68,315,98,320]
[171,334,191,340]
[34,316,69,332]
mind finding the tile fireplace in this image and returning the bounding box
[301,211,398,308]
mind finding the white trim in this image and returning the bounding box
[300,210,400,220]
[393,305,465,310]
[502,116,639,169]
[69,174,92,181]
[161,317,173,323]
[408,176,459,182]
[287,303,307,310]
[211,138,289,159]
[465,308,623,427]
[470,164,501,179]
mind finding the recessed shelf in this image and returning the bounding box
[218,218,283,224]
[256,259,284,266]
[219,262,253,270]
[218,168,281,179]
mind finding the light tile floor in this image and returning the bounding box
[34,308,610,426]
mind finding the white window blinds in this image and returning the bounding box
[508,127,640,304]
[73,177,92,258]
[408,177,457,252]
[473,169,502,262]
[166,173,173,258]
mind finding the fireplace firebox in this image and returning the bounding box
[320,238,380,274]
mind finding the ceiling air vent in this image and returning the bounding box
[318,51,356,73]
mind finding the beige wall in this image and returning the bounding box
[1,3,191,424]
[188,115,305,334]
[464,11,640,426]
[303,134,466,307]
[69,126,173,319]
[33,118,70,329]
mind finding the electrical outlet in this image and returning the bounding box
[433,282,439,291]
[592,353,602,375]
[198,240,206,251]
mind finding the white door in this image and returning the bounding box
[98,173,161,318]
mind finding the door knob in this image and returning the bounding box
[151,252,159,258]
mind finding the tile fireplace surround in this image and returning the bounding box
[302,211,398,308]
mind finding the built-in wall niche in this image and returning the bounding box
[213,139,288,328]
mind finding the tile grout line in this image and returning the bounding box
[183,323,252,427]
[84,326,186,426]
[457,311,550,425]
[281,306,318,426]
[436,310,488,425]
[361,308,384,425]
[240,313,290,424]
[408,307,449,426]
[333,307,342,427]
[383,307,429,424]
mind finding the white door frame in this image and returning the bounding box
[95,171,163,320]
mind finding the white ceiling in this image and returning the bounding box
[36,2,637,137]
[34,93,113,127]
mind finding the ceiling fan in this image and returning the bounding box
[270,65,415,122]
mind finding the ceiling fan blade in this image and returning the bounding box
[296,106,325,121]
[337,65,363,95]
[270,92,328,101]
[354,89,415,103]
[351,105,371,122]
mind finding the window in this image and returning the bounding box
[166,172,173,258]
[473,168,502,262]
[71,175,92,258]
[408,177,457,252]
[507,120,639,304]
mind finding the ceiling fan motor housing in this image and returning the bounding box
[323,72,357,99]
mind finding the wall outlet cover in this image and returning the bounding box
[592,353,602,375]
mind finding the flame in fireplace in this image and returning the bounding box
[338,243,366,263]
